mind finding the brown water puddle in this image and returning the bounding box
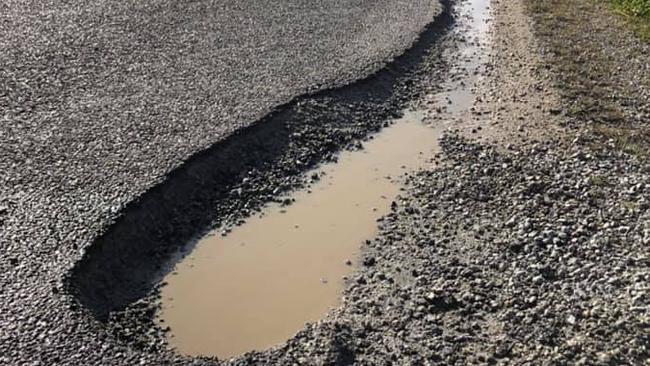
[158,111,442,358]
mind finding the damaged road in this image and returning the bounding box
[2,0,649,364]
[1,0,447,364]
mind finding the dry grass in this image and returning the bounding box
[524,0,649,159]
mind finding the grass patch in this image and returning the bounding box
[611,0,650,39]
[611,0,650,18]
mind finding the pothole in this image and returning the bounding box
[158,111,442,358]
[65,0,495,360]
[65,0,454,356]
[156,0,492,357]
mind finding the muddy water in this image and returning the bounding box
[158,111,441,358]
[440,0,491,115]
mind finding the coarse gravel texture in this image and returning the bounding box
[0,0,449,365]
[266,0,649,364]
[3,0,649,364]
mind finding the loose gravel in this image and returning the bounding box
[307,135,649,364]
[2,0,648,364]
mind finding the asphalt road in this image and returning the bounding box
[0,0,440,364]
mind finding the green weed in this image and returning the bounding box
[611,0,650,39]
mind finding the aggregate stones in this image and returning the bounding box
[1,0,449,364]
[2,0,649,364]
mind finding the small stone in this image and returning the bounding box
[567,315,576,325]
[363,257,376,266]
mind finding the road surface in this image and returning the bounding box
[0,0,439,364]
